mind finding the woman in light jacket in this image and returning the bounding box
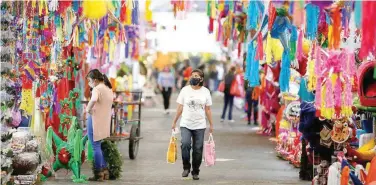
[85,69,114,181]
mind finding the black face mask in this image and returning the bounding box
[190,78,201,86]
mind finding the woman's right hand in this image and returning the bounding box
[171,122,177,131]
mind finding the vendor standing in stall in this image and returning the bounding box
[85,69,114,181]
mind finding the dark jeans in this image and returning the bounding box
[246,89,258,123]
[181,127,205,175]
[161,87,172,110]
[221,93,234,120]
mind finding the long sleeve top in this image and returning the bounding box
[158,72,175,88]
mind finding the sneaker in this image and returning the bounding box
[192,174,200,180]
[182,170,190,177]
[220,119,224,122]
[229,120,235,123]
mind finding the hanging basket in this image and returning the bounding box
[357,61,376,107]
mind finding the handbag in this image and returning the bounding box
[217,81,225,92]
[230,80,241,97]
[204,133,216,167]
[166,131,177,164]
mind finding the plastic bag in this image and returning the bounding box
[217,82,225,92]
[167,132,177,164]
[230,80,242,97]
[204,133,216,167]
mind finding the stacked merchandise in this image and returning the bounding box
[1,2,42,184]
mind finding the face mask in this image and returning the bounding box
[190,78,201,86]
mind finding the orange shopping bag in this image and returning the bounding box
[167,131,177,164]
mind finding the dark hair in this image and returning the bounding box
[191,69,204,86]
[229,66,236,73]
[86,69,112,89]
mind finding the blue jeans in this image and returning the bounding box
[221,93,234,120]
[87,116,107,169]
[180,127,205,175]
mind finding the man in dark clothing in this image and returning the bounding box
[221,66,236,122]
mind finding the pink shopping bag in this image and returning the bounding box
[204,133,216,167]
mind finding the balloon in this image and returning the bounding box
[82,0,108,20]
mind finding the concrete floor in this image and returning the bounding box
[46,94,306,185]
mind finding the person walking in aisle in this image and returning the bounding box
[246,86,260,125]
[85,69,114,181]
[181,59,192,88]
[158,66,175,114]
[172,69,214,180]
[221,66,236,123]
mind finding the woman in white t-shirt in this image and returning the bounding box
[172,69,214,180]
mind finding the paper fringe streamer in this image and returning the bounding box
[305,3,319,40]
[279,50,291,92]
[328,8,341,50]
[359,1,376,59]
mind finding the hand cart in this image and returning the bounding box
[82,90,143,159]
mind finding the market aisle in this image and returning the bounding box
[47,93,303,185]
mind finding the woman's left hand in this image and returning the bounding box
[209,125,214,133]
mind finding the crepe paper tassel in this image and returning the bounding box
[245,42,260,87]
[359,1,376,59]
[354,1,362,29]
[323,79,334,119]
[265,32,273,64]
[255,33,263,60]
[82,0,107,20]
[305,3,319,40]
[279,50,291,92]
[126,0,133,25]
[247,1,259,30]
[314,47,322,77]
[145,0,153,22]
[132,0,139,25]
[341,166,350,185]
[307,60,315,91]
[296,29,304,60]
[125,41,129,58]
[268,2,276,30]
[334,76,342,117]
[120,0,127,24]
[72,0,80,13]
[58,1,71,14]
[48,0,58,12]
[290,26,298,61]
[328,8,341,50]
[341,82,352,117]
[347,51,356,76]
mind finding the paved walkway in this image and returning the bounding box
[46,93,304,185]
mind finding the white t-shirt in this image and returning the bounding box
[177,86,212,130]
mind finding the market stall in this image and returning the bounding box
[0,0,151,184]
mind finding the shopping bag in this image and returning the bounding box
[217,81,225,92]
[204,133,216,167]
[167,132,177,164]
[230,80,241,97]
